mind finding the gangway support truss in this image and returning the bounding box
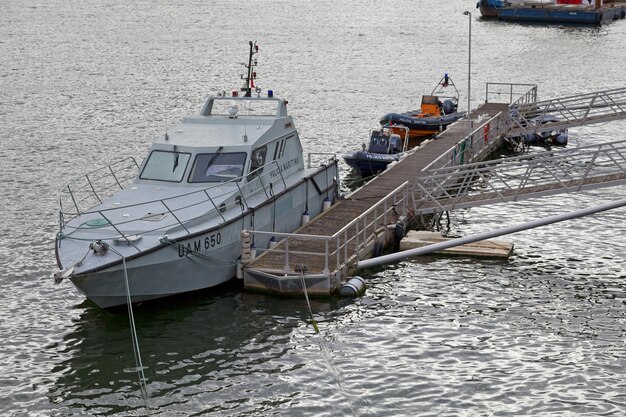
[412,140,626,215]
[508,86,626,136]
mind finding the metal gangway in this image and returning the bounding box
[507,86,626,137]
[243,83,626,294]
[411,139,626,216]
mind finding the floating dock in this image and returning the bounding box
[399,231,513,258]
[243,92,513,296]
[497,1,626,24]
[242,83,626,297]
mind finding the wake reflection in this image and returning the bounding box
[47,287,343,414]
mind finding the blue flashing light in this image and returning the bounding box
[267,90,273,98]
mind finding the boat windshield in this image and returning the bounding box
[139,150,191,182]
[188,152,247,183]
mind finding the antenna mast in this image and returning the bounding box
[242,41,259,97]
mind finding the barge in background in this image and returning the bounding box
[478,0,626,24]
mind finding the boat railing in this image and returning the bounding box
[248,182,410,280]
[485,82,538,105]
[59,157,141,226]
[201,96,289,118]
[59,159,291,242]
[307,152,338,169]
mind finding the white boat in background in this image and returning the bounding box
[54,42,339,309]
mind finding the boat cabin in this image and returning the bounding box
[136,95,304,188]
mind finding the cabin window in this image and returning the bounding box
[188,152,247,183]
[139,150,191,182]
[247,146,267,180]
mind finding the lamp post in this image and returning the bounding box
[463,10,472,139]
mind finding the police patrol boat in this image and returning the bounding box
[54,42,339,309]
[342,126,410,177]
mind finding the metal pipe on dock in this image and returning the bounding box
[357,198,626,269]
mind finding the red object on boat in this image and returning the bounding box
[556,0,583,4]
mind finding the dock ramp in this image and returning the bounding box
[243,182,411,296]
[412,139,626,215]
[508,86,626,136]
[242,82,626,297]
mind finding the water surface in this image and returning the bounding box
[1,0,625,415]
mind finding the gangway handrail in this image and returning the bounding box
[486,82,538,105]
[423,111,509,172]
[507,86,626,136]
[411,140,626,215]
[248,181,410,278]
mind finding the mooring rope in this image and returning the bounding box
[107,246,150,407]
[294,265,359,415]
[296,265,319,333]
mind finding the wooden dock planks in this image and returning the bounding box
[249,104,509,274]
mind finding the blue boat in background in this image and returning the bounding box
[477,0,506,17]
[477,0,626,24]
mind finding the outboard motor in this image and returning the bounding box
[554,130,568,145]
[389,134,402,153]
[442,99,457,115]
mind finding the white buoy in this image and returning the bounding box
[339,276,366,298]
[269,236,277,248]
[323,197,332,211]
[241,230,252,263]
[302,210,310,226]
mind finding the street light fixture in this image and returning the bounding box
[463,10,472,139]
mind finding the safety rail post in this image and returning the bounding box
[307,152,337,169]
[336,235,340,276]
[383,198,388,226]
[160,200,190,234]
[355,219,360,259]
[283,238,290,273]
[234,182,250,211]
[323,239,330,275]
[255,171,270,199]
[362,212,367,251]
[402,186,408,215]
[108,165,124,189]
[203,189,226,222]
[272,160,287,190]
[66,184,80,215]
[97,211,141,252]
[85,174,102,204]
[343,228,348,271]
[58,202,65,230]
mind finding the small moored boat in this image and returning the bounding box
[506,113,568,150]
[379,74,466,140]
[342,126,410,177]
[54,42,339,309]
